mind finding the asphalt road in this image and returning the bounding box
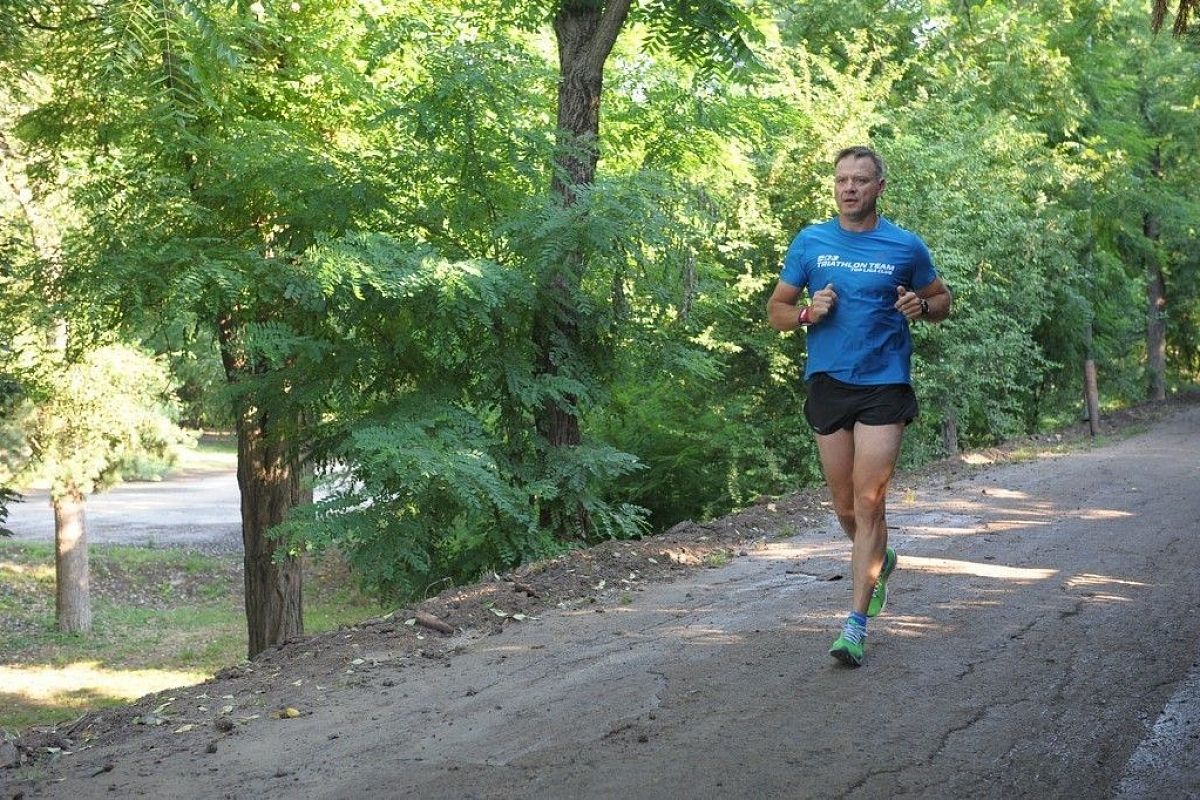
[4,470,242,551]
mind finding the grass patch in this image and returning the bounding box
[0,540,382,733]
[703,550,732,568]
[174,432,237,473]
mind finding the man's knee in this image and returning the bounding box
[855,481,888,507]
[853,486,888,521]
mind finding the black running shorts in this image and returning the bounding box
[803,372,919,435]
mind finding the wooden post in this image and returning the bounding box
[941,405,959,455]
[1084,359,1101,437]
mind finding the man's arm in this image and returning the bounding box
[769,281,839,331]
[896,278,952,323]
[767,281,804,331]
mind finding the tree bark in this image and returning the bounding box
[235,403,306,658]
[1151,0,1200,35]
[940,405,959,456]
[218,316,306,658]
[533,1,632,536]
[1082,319,1102,436]
[5,133,86,633]
[551,1,632,202]
[54,491,91,634]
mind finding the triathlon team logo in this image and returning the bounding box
[816,254,897,275]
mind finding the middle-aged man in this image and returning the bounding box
[766,145,952,667]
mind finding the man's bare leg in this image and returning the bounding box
[848,422,905,614]
[816,429,857,540]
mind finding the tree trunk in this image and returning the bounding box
[54,491,91,634]
[1143,209,1167,402]
[5,134,87,633]
[218,316,307,658]
[1151,0,1200,35]
[235,404,306,658]
[533,1,633,536]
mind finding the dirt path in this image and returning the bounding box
[6,403,1200,799]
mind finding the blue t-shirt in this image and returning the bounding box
[779,216,937,385]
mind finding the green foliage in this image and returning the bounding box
[0,487,16,537]
[634,0,765,77]
[1152,0,1200,34]
[883,109,1063,443]
[494,0,766,79]
[5,345,190,501]
[5,0,1200,605]
[140,322,231,429]
[279,408,547,602]
[264,230,646,601]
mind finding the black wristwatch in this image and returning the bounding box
[918,297,930,317]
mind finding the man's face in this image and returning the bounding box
[834,156,885,221]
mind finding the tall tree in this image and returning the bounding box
[13,0,390,654]
[2,346,185,632]
[531,0,632,538]
[524,0,760,538]
[1064,0,1200,401]
[1143,149,1168,400]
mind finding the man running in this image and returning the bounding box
[766,145,952,666]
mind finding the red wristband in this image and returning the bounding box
[797,306,812,326]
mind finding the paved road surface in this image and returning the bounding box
[5,470,242,551]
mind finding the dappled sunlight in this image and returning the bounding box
[889,616,951,637]
[746,541,847,562]
[0,662,207,707]
[960,449,1069,466]
[676,628,746,646]
[978,488,1031,500]
[904,524,981,538]
[1076,508,1135,521]
[1063,573,1148,604]
[901,487,1139,539]
[982,518,1055,533]
[938,595,1006,610]
[612,620,748,647]
[0,560,55,580]
[1066,573,1148,590]
[561,603,640,619]
[900,555,1058,582]
[995,517,1054,525]
[785,621,839,635]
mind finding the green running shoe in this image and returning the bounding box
[829,634,865,667]
[866,546,897,618]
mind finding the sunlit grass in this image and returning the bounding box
[174,433,237,472]
[0,663,210,731]
[0,540,382,732]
